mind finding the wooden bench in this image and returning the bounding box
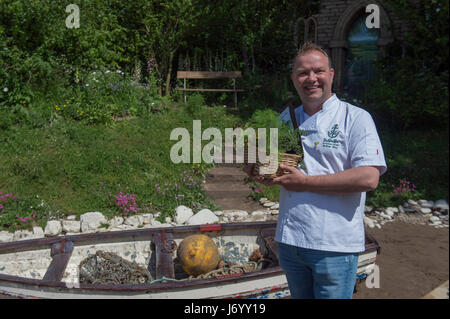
[176,71,244,108]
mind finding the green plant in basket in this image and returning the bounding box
[240,109,283,164]
[243,108,305,177]
[278,122,304,155]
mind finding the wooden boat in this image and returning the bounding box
[0,221,380,299]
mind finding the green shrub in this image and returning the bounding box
[0,191,59,232]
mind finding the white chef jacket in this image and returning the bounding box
[275,94,387,253]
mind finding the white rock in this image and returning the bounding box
[431,221,442,226]
[80,212,107,233]
[398,205,405,214]
[109,216,124,227]
[66,215,77,221]
[375,224,381,229]
[364,216,375,228]
[386,207,399,213]
[139,214,151,224]
[150,219,161,227]
[429,216,441,222]
[259,198,268,204]
[13,230,34,241]
[113,224,133,231]
[124,215,142,227]
[32,226,45,238]
[379,212,392,220]
[251,210,268,216]
[384,209,395,217]
[44,220,62,236]
[223,210,248,218]
[270,203,279,209]
[407,199,418,206]
[420,201,434,209]
[62,220,81,233]
[263,201,276,208]
[271,210,279,215]
[364,206,373,213]
[186,209,219,225]
[174,205,194,224]
[0,231,13,243]
[213,211,223,216]
[434,199,449,211]
[165,217,172,224]
[420,208,432,214]
[403,207,416,213]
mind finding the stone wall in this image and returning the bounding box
[302,0,420,91]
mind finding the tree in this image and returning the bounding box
[127,0,200,96]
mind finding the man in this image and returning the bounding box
[244,42,387,299]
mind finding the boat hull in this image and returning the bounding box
[0,221,380,299]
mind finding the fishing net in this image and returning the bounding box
[77,248,274,284]
[184,248,274,280]
[78,250,152,285]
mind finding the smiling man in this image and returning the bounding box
[245,42,387,299]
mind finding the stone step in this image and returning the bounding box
[206,166,248,182]
[205,190,252,199]
[203,182,251,192]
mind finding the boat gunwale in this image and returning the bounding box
[0,221,276,254]
[0,221,380,293]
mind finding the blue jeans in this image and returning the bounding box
[278,242,358,299]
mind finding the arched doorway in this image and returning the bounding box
[343,14,380,96]
[329,0,393,93]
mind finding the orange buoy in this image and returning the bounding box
[177,234,220,276]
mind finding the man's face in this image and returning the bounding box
[291,50,334,107]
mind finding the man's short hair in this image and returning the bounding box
[292,41,333,70]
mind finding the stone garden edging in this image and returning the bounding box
[0,199,448,243]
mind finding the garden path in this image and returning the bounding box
[203,163,263,212]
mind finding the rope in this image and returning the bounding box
[78,250,272,285]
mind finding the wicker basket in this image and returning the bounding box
[253,153,302,179]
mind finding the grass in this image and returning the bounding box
[0,99,240,232]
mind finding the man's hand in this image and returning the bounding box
[243,164,275,186]
[272,164,308,191]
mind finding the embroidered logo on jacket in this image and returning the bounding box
[322,124,341,149]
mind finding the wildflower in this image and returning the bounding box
[3,87,8,92]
